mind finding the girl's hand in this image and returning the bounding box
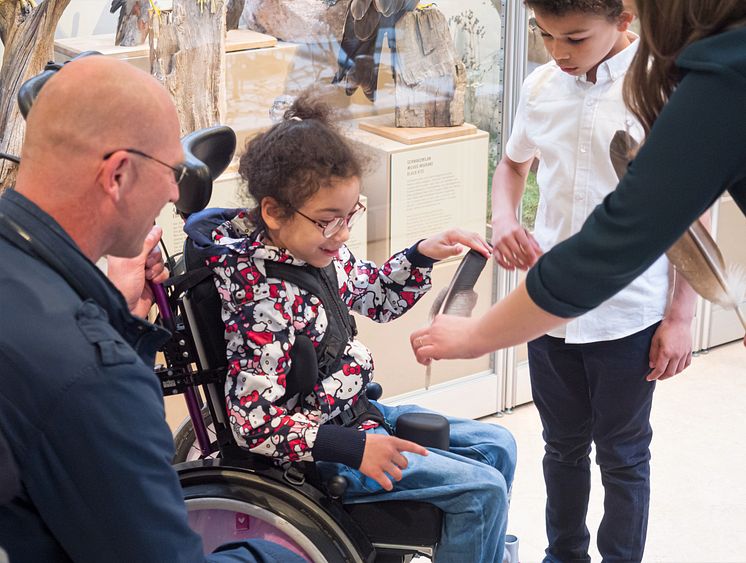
[359,434,428,491]
[417,228,492,262]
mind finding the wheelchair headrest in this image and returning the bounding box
[18,52,101,119]
[176,125,237,216]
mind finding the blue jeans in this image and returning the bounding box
[317,402,517,563]
[528,323,658,563]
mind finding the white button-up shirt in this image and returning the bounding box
[506,38,669,343]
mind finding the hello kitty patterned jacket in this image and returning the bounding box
[184,208,436,468]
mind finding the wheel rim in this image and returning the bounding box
[186,497,326,562]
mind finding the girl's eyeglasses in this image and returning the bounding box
[293,201,366,239]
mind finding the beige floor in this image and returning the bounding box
[488,341,746,563]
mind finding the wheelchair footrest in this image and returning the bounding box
[344,500,442,547]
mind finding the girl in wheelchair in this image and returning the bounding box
[184,92,517,563]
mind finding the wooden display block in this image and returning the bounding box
[54,29,276,61]
[224,29,278,51]
[358,114,477,145]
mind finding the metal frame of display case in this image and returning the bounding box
[493,0,532,413]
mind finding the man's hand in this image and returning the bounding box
[108,226,169,318]
[417,228,492,262]
[647,318,693,381]
[359,434,428,491]
[491,216,543,271]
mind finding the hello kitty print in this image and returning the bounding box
[207,213,433,463]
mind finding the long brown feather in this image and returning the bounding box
[609,130,746,329]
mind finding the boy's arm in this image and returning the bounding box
[491,155,542,270]
[647,212,711,381]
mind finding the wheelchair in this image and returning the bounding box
[153,124,481,563]
[13,57,504,563]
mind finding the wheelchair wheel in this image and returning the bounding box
[173,406,218,463]
[179,463,368,563]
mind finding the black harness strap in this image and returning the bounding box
[264,260,357,380]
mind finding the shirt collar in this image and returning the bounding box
[577,32,639,84]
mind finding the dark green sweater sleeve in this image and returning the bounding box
[526,39,746,318]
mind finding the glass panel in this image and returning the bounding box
[51,2,507,412]
[224,0,507,401]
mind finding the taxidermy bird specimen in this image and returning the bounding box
[610,130,746,330]
[333,0,422,102]
[110,0,150,45]
[109,0,244,45]
[6,0,37,14]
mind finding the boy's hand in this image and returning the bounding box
[647,318,693,381]
[491,217,542,270]
[417,228,491,262]
[359,434,428,491]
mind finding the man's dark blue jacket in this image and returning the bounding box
[0,189,303,563]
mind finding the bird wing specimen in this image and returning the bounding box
[423,250,487,388]
[609,130,746,329]
[333,0,419,102]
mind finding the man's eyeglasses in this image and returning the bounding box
[293,200,366,239]
[103,148,187,185]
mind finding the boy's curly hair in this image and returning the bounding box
[525,0,624,19]
[238,90,363,230]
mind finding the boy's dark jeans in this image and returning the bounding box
[528,322,659,563]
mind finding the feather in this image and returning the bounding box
[374,0,404,17]
[335,0,418,101]
[609,130,746,329]
[351,0,373,21]
[353,2,382,41]
[423,251,486,388]
[333,7,380,101]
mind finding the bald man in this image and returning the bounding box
[0,57,304,563]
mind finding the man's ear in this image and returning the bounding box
[97,152,130,204]
[261,196,287,230]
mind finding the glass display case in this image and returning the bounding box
[46,1,743,421]
[53,0,513,418]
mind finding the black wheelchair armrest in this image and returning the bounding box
[396,412,450,450]
[365,382,383,401]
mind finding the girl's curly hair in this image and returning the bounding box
[238,90,363,230]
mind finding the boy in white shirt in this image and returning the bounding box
[491,1,697,561]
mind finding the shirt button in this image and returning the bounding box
[575,193,585,201]
[586,98,594,107]
[579,145,587,153]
